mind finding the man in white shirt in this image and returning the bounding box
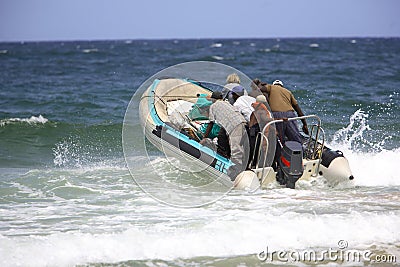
[230,85,256,123]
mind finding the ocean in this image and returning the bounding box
[0,38,399,266]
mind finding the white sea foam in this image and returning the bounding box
[260,48,271,53]
[210,43,222,48]
[212,55,224,60]
[334,147,400,187]
[0,210,398,266]
[0,115,48,126]
[1,156,398,266]
[82,48,99,53]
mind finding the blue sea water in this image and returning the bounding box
[0,38,399,266]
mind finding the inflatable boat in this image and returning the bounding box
[139,77,354,190]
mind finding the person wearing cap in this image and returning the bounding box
[248,95,274,167]
[254,79,309,143]
[222,73,248,104]
[272,80,284,87]
[230,85,256,123]
[201,91,248,179]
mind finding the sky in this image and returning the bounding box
[0,0,399,42]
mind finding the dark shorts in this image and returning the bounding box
[272,111,302,144]
[217,128,231,158]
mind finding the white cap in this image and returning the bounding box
[272,80,283,86]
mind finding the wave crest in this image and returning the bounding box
[0,115,49,127]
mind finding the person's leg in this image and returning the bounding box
[272,112,286,144]
[227,124,247,179]
[217,128,231,158]
[286,121,302,143]
[249,124,260,168]
[284,111,302,143]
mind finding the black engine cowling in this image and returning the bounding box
[277,141,304,189]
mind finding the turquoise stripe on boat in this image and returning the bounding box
[165,128,233,167]
[148,79,164,126]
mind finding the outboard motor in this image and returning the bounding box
[277,141,304,189]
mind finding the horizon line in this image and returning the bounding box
[1,35,400,44]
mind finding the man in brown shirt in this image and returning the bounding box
[254,79,309,144]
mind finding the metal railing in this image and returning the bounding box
[251,115,325,180]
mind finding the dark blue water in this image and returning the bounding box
[1,38,399,168]
[0,38,399,266]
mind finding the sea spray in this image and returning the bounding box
[329,109,400,187]
[331,108,396,152]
